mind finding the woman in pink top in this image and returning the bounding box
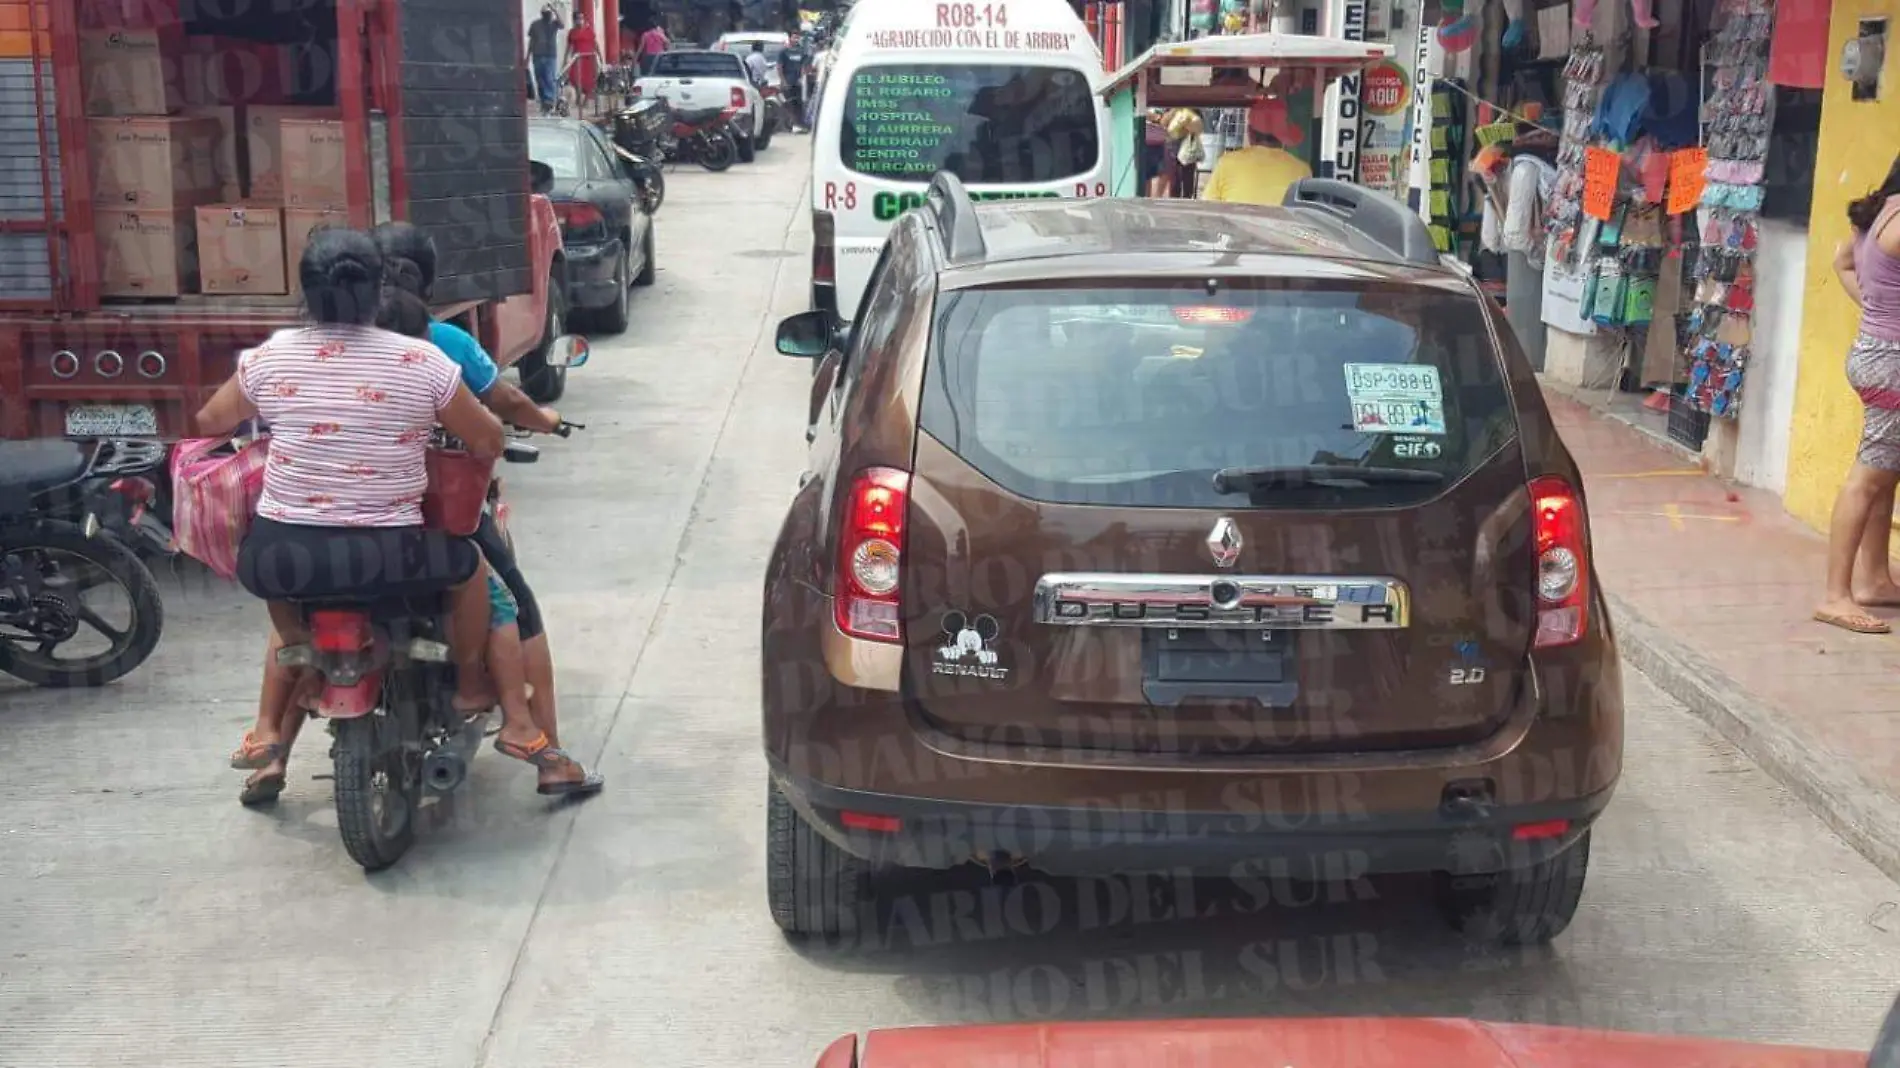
[195,228,505,744]
[1816,155,1900,634]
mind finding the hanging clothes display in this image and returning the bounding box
[1682,0,1773,419]
[1545,40,1606,270]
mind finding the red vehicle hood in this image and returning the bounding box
[818,1018,1865,1068]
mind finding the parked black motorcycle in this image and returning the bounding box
[609,99,669,210]
[0,439,171,688]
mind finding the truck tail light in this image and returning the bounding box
[1530,476,1589,648]
[135,350,167,379]
[311,609,374,653]
[730,86,748,109]
[835,468,910,644]
[812,210,835,284]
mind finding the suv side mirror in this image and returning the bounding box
[776,310,839,358]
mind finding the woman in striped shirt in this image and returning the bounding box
[195,228,505,787]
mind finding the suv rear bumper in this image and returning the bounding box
[771,764,1611,878]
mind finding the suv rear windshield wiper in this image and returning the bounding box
[1212,464,1446,494]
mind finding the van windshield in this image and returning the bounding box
[842,64,1098,184]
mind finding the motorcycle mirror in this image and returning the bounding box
[775,310,835,358]
[530,160,555,196]
[503,441,541,464]
[545,334,590,369]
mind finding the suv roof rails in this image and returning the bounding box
[1282,178,1439,268]
[925,171,987,266]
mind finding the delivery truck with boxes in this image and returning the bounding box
[0,0,568,440]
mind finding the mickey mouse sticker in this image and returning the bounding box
[933,610,1008,680]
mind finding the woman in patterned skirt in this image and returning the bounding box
[1816,155,1900,634]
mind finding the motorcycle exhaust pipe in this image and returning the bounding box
[423,751,467,793]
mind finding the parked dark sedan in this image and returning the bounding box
[527,117,656,334]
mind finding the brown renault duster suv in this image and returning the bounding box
[762,174,1623,945]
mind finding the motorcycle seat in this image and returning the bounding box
[0,440,90,510]
[672,106,725,126]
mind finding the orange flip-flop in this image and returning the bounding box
[229,730,283,771]
[1813,609,1891,635]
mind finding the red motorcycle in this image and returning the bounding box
[277,338,587,872]
[666,104,742,172]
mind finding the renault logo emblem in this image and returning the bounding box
[1207,517,1241,568]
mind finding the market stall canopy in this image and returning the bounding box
[1100,32,1392,109]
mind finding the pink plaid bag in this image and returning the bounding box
[170,435,271,580]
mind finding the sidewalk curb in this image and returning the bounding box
[1609,592,1900,884]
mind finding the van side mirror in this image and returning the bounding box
[776,310,839,358]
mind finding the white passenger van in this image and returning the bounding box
[808,0,1113,319]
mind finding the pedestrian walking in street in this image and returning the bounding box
[566,10,602,109]
[638,21,669,76]
[528,4,564,112]
[1815,153,1900,635]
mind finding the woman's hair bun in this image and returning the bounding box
[383,256,426,295]
[326,257,375,286]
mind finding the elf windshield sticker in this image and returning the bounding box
[1344,363,1447,436]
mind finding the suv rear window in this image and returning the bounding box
[919,284,1518,510]
[651,52,746,77]
[842,64,1097,183]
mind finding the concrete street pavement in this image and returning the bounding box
[0,142,1896,1068]
[1543,390,1900,884]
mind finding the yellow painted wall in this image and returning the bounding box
[1785,1,1900,530]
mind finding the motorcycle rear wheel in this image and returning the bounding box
[0,521,163,688]
[699,131,738,172]
[333,715,417,872]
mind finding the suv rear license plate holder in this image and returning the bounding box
[1141,629,1298,708]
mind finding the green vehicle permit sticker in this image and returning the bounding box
[1344,363,1447,436]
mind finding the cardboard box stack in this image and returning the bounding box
[81,26,207,297]
[79,21,346,298]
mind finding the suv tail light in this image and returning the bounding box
[1529,476,1588,648]
[835,468,910,643]
[311,609,374,653]
[730,86,748,108]
[812,210,836,283]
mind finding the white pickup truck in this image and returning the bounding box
[634,49,771,163]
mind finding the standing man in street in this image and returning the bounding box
[743,39,772,89]
[528,4,564,113]
[638,20,670,75]
[778,34,810,133]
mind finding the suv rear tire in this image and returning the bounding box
[1433,830,1591,946]
[766,779,869,936]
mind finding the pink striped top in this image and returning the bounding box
[238,324,462,527]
